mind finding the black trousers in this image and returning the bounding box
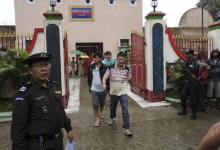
[181,80,198,113]
[27,134,64,150]
[197,83,207,109]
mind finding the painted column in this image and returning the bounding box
[144,12,166,102]
[43,11,66,100]
[208,21,220,54]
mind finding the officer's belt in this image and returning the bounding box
[29,132,62,141]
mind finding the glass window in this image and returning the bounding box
[120,39,129,47]
[109,0,115,5]
[28,0,34,3]
[86,0,91,4]
[130,0,137,5]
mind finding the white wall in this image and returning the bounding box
[144,18,167,91]
[208,27,220,51]
[14,0,143,57]
[31,32,45,54]
[164,33,179,63]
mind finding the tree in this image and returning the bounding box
[0,49,29,112]
[0,49,29,91]
[198,0,220,20]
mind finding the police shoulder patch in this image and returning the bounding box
[55,90,62,95]
[50,80,59,86]
[19,86,27,92]
[15,97,24,101]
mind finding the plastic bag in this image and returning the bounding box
[65,140,75,150]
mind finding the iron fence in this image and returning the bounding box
[173,34,213,59]
[0,32,32,50]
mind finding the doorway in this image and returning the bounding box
[75,42,103,76]
[76,42,103,56]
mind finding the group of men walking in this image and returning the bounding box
[10,50,132,150]
[178,48,220,120]
[87,51,133,136]
[10,47,220,149]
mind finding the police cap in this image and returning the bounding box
[23,52,53,66]
[185,49,194,55]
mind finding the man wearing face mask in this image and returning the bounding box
[207,48,220,110]
[11,52,75,150]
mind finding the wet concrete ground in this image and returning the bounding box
[1,78,220,150]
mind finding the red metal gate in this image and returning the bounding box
[63,33,70,108]
[131,33,146,98]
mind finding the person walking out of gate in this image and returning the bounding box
[88,53,107,127]
[70,57,76,76]
[102,52,133,137]
[207,48,220,110]
[102,51,116,67]
[102,51,116,101]
[177,49,200,120]
[78,57,84,77]
[11,52,75,150]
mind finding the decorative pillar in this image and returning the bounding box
[208,21,220,54]
[144,12,166,102]
[43,10,66,98]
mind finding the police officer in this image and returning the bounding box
[207,48,220,110]
[177,49,199,120]
[11,52,75,150]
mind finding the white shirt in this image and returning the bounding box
[91,67,104,92]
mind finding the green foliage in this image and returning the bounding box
[118,46,131,66]
[198,0,220,20]
[166,59,185,99]
[0,49,29,88]
[0,49,29,112]
[172,59,185,84]
[0,98,12,112]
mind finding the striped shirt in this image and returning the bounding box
[104,63,131,96]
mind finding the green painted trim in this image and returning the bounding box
[209,25,220,31]
[44,16,63,20]
[165,97,180,103]
[147,16,164,20]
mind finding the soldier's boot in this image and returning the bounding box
[191,112,197,120]
[177,108,187,115]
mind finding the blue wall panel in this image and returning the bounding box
[152,23,164,95]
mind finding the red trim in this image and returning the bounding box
[145,12,166,19]
[63,33,70,108]
[165,28,187,62]
[208,22,220,28]
[145,90,166,102]
[146,12,166,17]
[27,28,44,54]
[130,33,146,99]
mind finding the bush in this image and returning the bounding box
[0,49,29,89]
[118,46,131,66]
[166,59,185,99]
[0,49,29,112]
[0,98,12,112]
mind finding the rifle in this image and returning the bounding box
[180,63,201,87]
